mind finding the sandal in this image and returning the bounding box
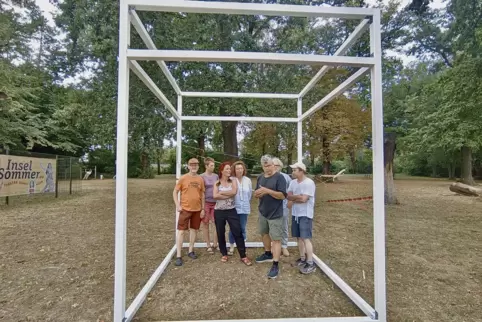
[207,247,213,254]
[221,256,228,263]
[241,257,252,266]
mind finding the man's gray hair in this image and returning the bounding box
[272,157,283,168]
[260,154,273,164]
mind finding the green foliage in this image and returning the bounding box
[5,0,482,183]
[86,148,115,175]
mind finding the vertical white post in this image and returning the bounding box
[114,1,130,321]
[297,98,303,162]
[370,10,387,322]
[175,95,183,242]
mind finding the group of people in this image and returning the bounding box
[172,154,316,279]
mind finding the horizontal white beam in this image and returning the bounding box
[129,10,182,95]
[184,242,299,248]
[300,67,370,122]
[181,91,299,99]
[168,318,376,322]
[127,50,375,67]
[299,19,371,98]
[129,60,180,120]
[127,0,375,19]
[181,116,299,123]
[124,245,176,322]
[312,254,376,319]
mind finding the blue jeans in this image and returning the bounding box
[229,213,248,244]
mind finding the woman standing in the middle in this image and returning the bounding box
[213,162,252,266]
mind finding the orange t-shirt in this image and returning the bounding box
[175,174,205,212]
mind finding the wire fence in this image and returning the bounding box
[0,149,83,206]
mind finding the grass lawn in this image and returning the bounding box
[0,175,480,321]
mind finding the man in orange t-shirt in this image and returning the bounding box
[172,158,205,266]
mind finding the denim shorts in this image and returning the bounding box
[291,216,313,239]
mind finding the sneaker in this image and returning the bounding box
[187,252,197,259]
[282,248,290,257]
[267,265,279,279]
[299,262,316,274]
[175,257,183,266]
[293,258,306,267]
[255,253,273,263]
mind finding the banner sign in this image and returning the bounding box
[0,154,56,197]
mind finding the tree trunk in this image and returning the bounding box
[157,157,161,175]
[222,121,238,161]
[448,162,455,180]
[197,134,205,158]
[431,164,437,178]
[322,135,331,174]
[287,152,293,174]
[384,132,398,204]
[197,134,206,171]
[349,149,357,173]
[140,151,150,178]
[461,146,475,185]
[310,152,315,166]
[449,182,481,196]
[323,161,331,174]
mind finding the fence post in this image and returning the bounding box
[5,149,9,205]
[55,155,59,198]
[69,157,73,195]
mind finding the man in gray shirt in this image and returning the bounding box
[254,155,287,279]
[272,157,292,257]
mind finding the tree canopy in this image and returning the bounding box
[2,0,481,186]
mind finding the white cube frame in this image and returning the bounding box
[114,1,386,322]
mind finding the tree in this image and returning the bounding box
[0,0,80,152]
[404,58,482,185]
[304,95,370,174]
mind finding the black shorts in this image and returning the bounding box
[291,216,313,239]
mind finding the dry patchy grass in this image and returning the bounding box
[0,175,480,322]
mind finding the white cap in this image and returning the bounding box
[289,162,306,172]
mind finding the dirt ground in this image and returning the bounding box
[0,175,481,322]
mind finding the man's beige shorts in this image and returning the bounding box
[258,215,283,241]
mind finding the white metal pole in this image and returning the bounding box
[297,98,303,163]
[182,115,298,123]
[114,1,130,321]
[181,91,299,99]
[175,95,183,243]
[300,67,370,122]
[126,0,376,19]
[129,61,180,119]
[129,10,182,95]
[299,19,370,98]
[370,10,387,322]
[127,49,375,67]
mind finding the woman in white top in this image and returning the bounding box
[228,160,253,255]
[213,162,252,266]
